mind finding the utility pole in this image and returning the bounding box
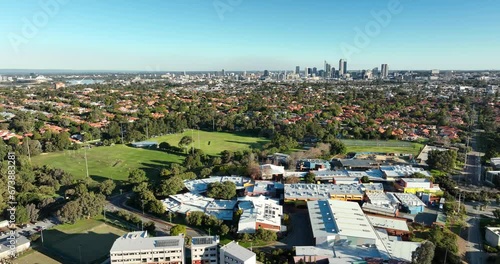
[84,146,90,178]
[25,137,31,163]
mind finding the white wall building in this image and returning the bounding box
[191,236,219,264]
[486,227,500,247]
[237,196,283,233]
[219,241,256,264]
[110,231,184,264]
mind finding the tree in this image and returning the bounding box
[157,176,184,196]
[170,224,187,236]
[411,241,435,264]
[207,181,236,200]
[329,139,346,155]
[26,203,40,223]
[178,136,193,153]
[427,150,457,172]
[254,228,277,242]
[305,172,316,183]
[284,176,300,184]
[493,209,500,219]
[220,224,230,236]
[15,206,30,224]
[186,211,205,226]
[360,176,370,183]
[99,179,116,196]
[58,201,82,224]
[128,169,148,185]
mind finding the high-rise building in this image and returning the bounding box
[295,66,300,75]
[381,64,389,78]
[372,67,379,77]
[263,70,269,77]
[221,69,225,76]
[191,236,219,264]
[304,66,307,77]
[343,61,347,75]
[339,59,345,77]
[324,61,331,79]
[312,67,318,76]
[331,67,336,78]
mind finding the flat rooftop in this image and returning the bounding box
[183,176,251,193]
[285,183,364,200]
[110,232,183,252]
[366,215,409,232]
[307,200,378,241]
[220,241,255,261]
[191,236,219,246]
[392,192,426,207]
[380,165,431,178]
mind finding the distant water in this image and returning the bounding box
[67,79,105,85]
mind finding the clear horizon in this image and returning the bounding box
[2,0,500,71]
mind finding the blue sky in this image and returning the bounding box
[1,0,499,71]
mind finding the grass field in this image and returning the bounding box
[341,139,424,156]
[31,130,268,181]
[154,130,269,154]
[14,250,62,264]
[42,219,126,264]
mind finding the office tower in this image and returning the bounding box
[221,69,225,76]
[312,67,318,75]
[339,59,344,77]
[263,70,269,77]
[343,61,347,75]
[304,66,307,77]
[381,64,389,78]
[372,67,379,77]
[295,66,300,75]
[307,68,312,75]
[324,61,331,79]
[331,67,336,78]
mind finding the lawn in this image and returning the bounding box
[14,250,61,264]
[153,130,269,155]
[341,139,424,156]
[31,130,267,181]
[41,218,126,264]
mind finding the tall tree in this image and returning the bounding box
[411,241,435,264]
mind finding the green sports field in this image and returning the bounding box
[341,139,424,156]
[31,130,268,181]
[154,130,269,154]
[42,219,126,264]
[14,250,61,264]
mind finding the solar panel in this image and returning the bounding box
[192,237,214,245]
[155,240,179,247]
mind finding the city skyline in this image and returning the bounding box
[2,0,500,71]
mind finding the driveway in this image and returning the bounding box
[280,208,314,248]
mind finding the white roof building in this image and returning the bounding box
[191,236,219,264]
[285,183,364,201]
[307,200,379,246]
[110,231,184,264]
[237,196,283,233]
[162,193,237,220]
[183,176,251,194]
[392,192,426,207]
[380,165,431,179]
[219,241,256,264]
[366,215,409,233]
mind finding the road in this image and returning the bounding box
[464,203,486,264]
[106,193,205,238]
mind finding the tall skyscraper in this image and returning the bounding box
[263,70,269,77]
[295,66,300,75]
[221,69,225,76]
[339,59,344,77]
[343,61,347,75]
[324,61,331,79]
[312,67,318,76]
[304,66,308,77]
[331,67,336,78]
[381,64,389,78]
